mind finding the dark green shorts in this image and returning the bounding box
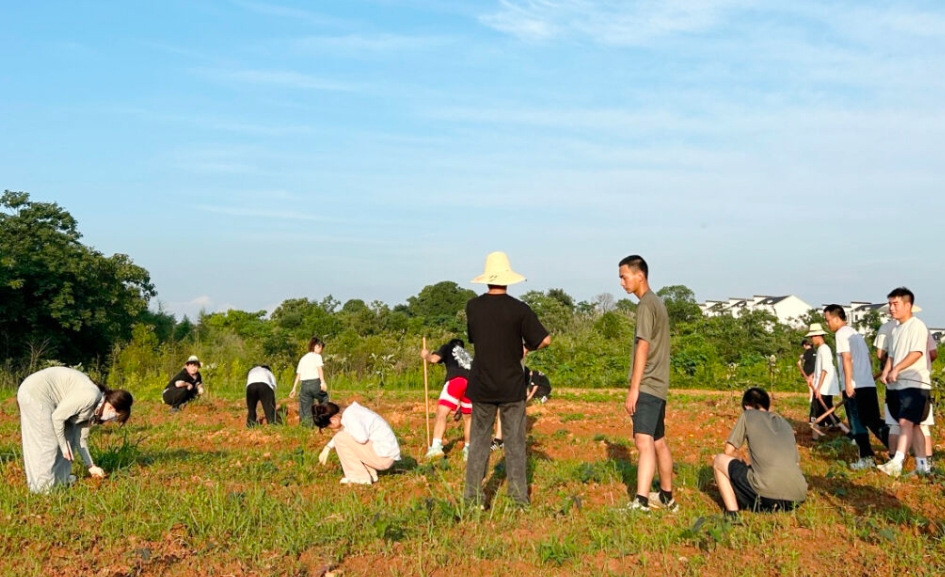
[632,392,666,440]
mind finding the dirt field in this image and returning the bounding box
[1,388,943,576]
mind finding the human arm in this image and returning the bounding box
[625,338,649,415]
[724,442,738,457]
[319,434,337,465]
[840,352,855,397]
[888,351,923,384]
[317,364,327,391]
[420,349,442,364]
[289,373,300,398]
[71,423,105,477]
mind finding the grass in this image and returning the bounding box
[0,387,943,576]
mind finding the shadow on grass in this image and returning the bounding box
[605,439,636,497]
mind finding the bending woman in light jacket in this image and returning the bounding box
[315,401,401,485]
[18,366,133,493]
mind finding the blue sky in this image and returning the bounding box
[2,1,944,325]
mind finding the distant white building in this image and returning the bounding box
[698,295,812,328]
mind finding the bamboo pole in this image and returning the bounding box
[422,336,431,448]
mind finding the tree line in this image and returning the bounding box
[6,190,928,397]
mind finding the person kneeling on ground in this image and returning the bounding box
[315,401,401,485]
[246,364,278,427]
[421,338,473,461]
[163,355,205,411]
[712,387,807,517]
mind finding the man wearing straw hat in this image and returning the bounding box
[805,323,843,437]
[464,251,551,508]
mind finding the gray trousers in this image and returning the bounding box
[18,389,74,493]
[464,400,528,506]
[298,379,327,426]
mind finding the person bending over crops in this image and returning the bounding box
[18,366,133,493]
[420,338,473,461]
[246,364,278,427]
[712,387,807,516]
[491,366,551,451]
[289,336,327,427]
[315,401,401,485]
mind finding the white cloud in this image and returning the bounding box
[195,68,362,92]
[480,0,747,45]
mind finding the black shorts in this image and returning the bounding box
[632,392,666,440]
[891,389,931,425]
[728,460,801,513]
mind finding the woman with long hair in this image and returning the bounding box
[289,336,327,426]
[17,366,133,493]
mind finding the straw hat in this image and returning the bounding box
[804,323,827,337]
[186,355,201,366]
[472,251,526,286]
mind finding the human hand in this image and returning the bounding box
[197,385,205,395]
[624,388,639,416]
[289,389,297,399]
[888,368,900,384]
[318,446,331,465]
[320,383,327,392]
[845,384,855,398]
[420,348,429,360]
[88,466,105,478]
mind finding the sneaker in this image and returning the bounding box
[648,491,680,512]
[67,474,77,484]
[425,446,445,459]
[462,445,469,462]
[849,457,875,471]
[490,438,504,452]
[903,467,932,478]
[624,499,650,513]
[340,477,372,485]
[877,460,903,477]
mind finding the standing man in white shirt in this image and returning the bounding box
[878,287,932,477]
[823,305,888,470]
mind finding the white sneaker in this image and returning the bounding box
[877,460,902,477]
[647,491,680,512]
[340,477,372,485]
[462,445,469,462]
[425,446,444,459]
[849,457,875,471]
[623,499,650,513]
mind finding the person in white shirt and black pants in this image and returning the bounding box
[246,365,278,427]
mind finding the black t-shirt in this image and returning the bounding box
[466,293,549,403]
[801,348,816,376]
[166,368,202,391]
[527,369,551,398]
[436,342,473,382]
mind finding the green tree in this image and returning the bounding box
[0,191,155,365]
[406,281,476,329]
[657,285,702,329]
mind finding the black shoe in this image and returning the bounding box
[490,438,504,452]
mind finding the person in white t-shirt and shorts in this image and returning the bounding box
[875,306,937,464]
[877,288,933,477]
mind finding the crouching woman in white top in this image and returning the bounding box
[18,366,133,493]
[315,401,401,485]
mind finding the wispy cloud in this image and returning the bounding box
[195,68,363,92]
[197,205,327,222]
[231,0,348,27]
[292,33,452,53]
[480,0,746,45]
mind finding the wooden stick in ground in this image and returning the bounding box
[422,336,431,449]
[812,397,848,426]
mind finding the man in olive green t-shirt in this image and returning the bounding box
[619,254,675,512]
[712,387,807,515]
